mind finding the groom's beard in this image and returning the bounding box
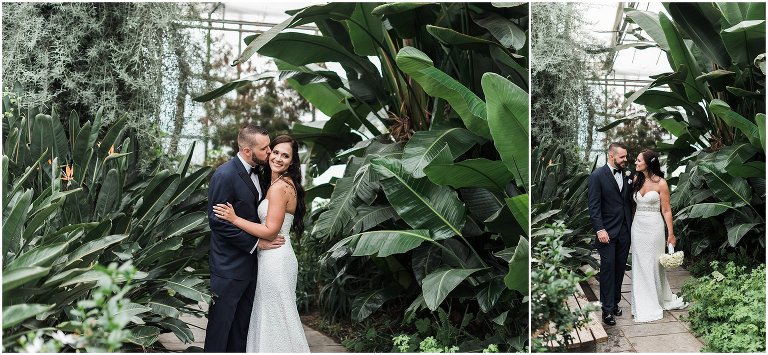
[251,153,269,167]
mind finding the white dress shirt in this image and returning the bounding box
[606,162,623,192]
[236,153,262,254]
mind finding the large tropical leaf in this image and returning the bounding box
[159,317,195,344]
[2,189,32,256]
[349,205,398,234]
[402,128,483,178]
[315,171,376,239]
[425,158,513,194]
[127,326,161,347]
[756,113,766,153]
[2,266,50,291]
[94,168,120,220]
[625,8,669,50]
[500,237,529,294]
[482,72,529,186]
[165,276,211,304]
[720,20,766,67]
[426,25,510,53]
[659,13,706,102]
[666,3,731,68]
[2,304,54,329]
[232,15,297,65]
[396,47,491,139]
[347,2,385,56]
[700,164,753,206]
[677,202,735,219]
[471,11,526,50]
[338,230,433,257]
[727,223,760,247]
[5,242,68,271]
[64,234,129,268]
[255,32,378,76]
[350,287,400,322]
[709,100,761,147]
[506,195,529,236]
[476,276,507,313]
[371,157,466,240]
[421,268,484,311]
[192,71,276,102]
[276,60,349,116]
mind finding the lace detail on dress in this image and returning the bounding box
[630,191,686,323]
[245,199,309,352]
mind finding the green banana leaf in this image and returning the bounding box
[396,47,491,139]
[339,230,434,257]
[709,99,761,147]
[425,157,513,194]
[727,223,760,247]
[471,11,526,50]
[2,304,54,329]
[666,3,731,68]
[422,267,484,311]
[402,128,484,178]
[482,72,529,186]
[351,287,400,322]
[372,157,466,240]
[347,2,385,56]
[659,13,706,102]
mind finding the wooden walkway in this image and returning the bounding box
[158,302,346,352]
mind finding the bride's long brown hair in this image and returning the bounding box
[266,135,306,239]
[632,149,664,195]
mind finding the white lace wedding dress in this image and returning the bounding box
[245,199,310,352]
[630,190,687,322]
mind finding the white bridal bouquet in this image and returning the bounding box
[659,244,684,268]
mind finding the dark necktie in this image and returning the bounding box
[250,166,260,176]
[613,168,621,175]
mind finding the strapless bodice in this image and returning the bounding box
[634,190,660,213]
[257,199,294,239]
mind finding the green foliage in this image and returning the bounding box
[531,223,598,352]
[6,262,140,352]
[621,3,765,260]
[530,3,603,162]
[390,308,511,353]
[531,146,597,270]
[2,88,211,350]
[197,2,530,349]
[2,2,207,167]
[681,262,766,352]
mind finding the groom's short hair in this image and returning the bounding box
[608,142,627,153]
[238,124,269,149]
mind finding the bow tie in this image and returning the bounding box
[612,168,622,175]
[250,166,262,175]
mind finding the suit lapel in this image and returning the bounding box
[603,165,621,195]
[235,163,260,201]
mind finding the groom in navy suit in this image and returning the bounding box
[588,142,633,326]
[204,124,285,352]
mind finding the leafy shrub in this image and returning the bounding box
[6,262,140,352]
[531,222,598,352]
[681,261,766,352]
[2,87,212,350]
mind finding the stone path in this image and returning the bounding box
[585,266,706,352]
[158,302,346,352]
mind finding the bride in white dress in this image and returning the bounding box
[630,149,687,323]
[213,135,310,352]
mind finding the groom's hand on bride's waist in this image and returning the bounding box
[258,235,286,250]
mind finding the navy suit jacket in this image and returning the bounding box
[207,157,267,281]
[588,164,634,238]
